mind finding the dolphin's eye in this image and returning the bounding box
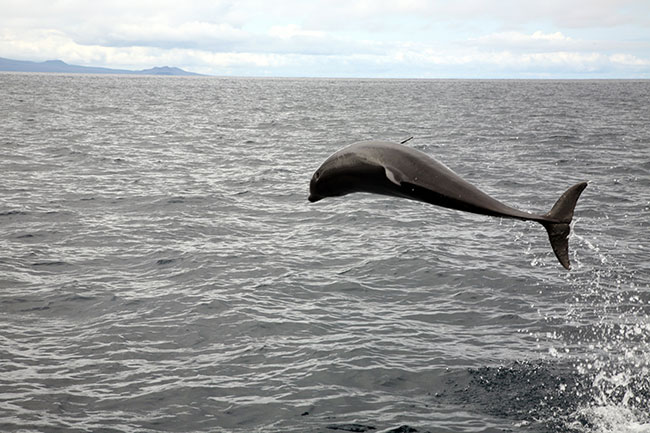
[315,171,320,179]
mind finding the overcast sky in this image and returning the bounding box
[1,0,649,78]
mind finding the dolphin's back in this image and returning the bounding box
[349,141,541,221]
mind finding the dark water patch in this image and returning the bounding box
[231,190,250,196]
[0,297,49,312]
[463,361,592,431]
[31,261,68,267]
[156,258,176,265]
[20,304,51,312]
[58,293,97,303]
[0,209,27,216]
[325,424,427,433]
[152,195,208,206]
[434,361,650,432]
[384,427,420,433]
[326,424,376,432]
[2,291,98,315]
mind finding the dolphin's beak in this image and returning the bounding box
[308,194,323,203]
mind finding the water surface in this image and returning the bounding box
[1,74,649,432]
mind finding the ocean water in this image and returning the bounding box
[0,73,649,433]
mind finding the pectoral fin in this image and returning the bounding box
[385,167,404,186]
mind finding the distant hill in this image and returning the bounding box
[0,57,203,76]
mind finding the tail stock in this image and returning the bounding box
[541,182,588,270]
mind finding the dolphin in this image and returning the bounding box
[308,140,587,270]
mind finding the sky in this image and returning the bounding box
[1,0,649,78]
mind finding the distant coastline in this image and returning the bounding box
[0,57,203,76]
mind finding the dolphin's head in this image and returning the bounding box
[308,158,340,203]
[308,170,325,202]
[308,149,379,203]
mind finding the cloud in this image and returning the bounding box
[469,31,576,51]
[0,0,649,77]
[609,53,650,66]
[280,0,650,31]
[91,21,248,50]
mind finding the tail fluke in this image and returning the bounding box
[541,182,588,270]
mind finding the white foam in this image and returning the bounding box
[567,404,650,433]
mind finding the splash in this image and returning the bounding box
[548,234,650,432]
[567,405,650,433]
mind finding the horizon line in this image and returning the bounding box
[1,56,648,80]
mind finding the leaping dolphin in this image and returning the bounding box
[308,140,587,270]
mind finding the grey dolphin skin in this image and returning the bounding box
[308,140,588,270]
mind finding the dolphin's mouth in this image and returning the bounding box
[308,194,323,203]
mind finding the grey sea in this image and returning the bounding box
[1,73,649,433]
